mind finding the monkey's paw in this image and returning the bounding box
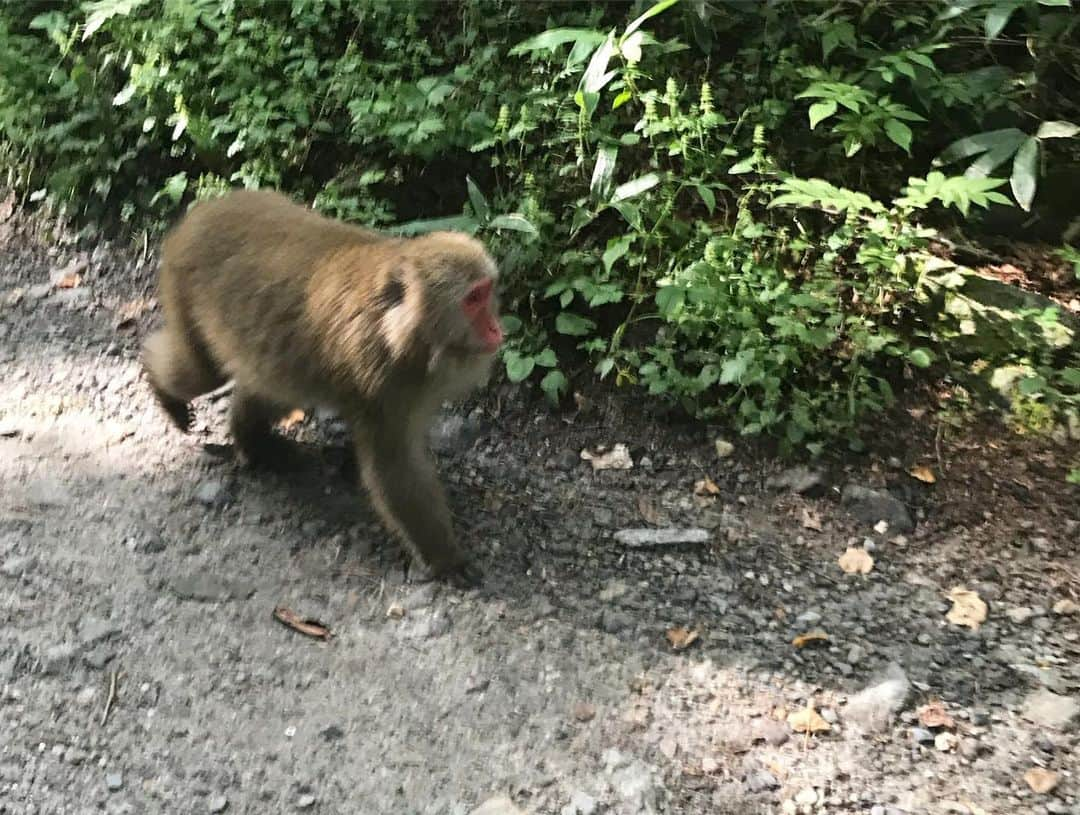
[239,435,305,472]
[152,390,192,433]
[417,557,482,590]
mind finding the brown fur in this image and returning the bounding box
[143,189,500,583]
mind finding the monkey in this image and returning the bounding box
[141,189,504,586]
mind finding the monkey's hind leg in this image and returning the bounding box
[229,386,302,471]
[143,329,225,432]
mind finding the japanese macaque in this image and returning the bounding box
[142,189,503,585]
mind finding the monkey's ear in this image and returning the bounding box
[377,266,424,361]
[373,275,406,313]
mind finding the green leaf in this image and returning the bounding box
[935,128,1026,166]
[581,34,616,94]
[984,1,1020,39]
[1036,120,1080,139]
[488,214,539,235]
[808,100,838,130]
[655,285,686,316]
[884,119,913,153]
[540,369,568,404]
[728,158,755,175]
[611,173,660,202]
[393,215,479,236]
[504,352,535,383]
[612,89,633,110]
[720,352,752,385]
[465,176,489,222]
[695,184,716,214]
[1037,0,1072,6]
[509,28,608,57]
[1011,136,1039,211]
[623,0,681,39]
[500,315,523,334]
[555,312,595,336]
[602,235,633,274]
[908,348,934,368]
[590,144,618,200]
[535,348,558,367]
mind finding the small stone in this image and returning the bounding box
[959,738,980,760]
[28,283,52,300]
[613,527,709,547]
[1052,599,1078,616]
[561,790,597,815]
[794,787,818,806]
[296,794,317,810]
[105,772,123,791]
[935,732,958,751]
[1021,689,1079,730]
[470,796,525,815]
[796,610,822,625]
[743,769,780,793]
[75,687,97,707]
[79,615,121,645]
[42,643,77,675]
[714,439,735,459]
[598,580,630,602]
[752,717,790,747]
[572,702,596,722]
[194,479,226,506]
[208,796,228,813]
[766,466,827,497]
[845,662,911,733]
[319,725,344,742]
[846,644,867,665]
[600,609,633,634]
[1,555,35,578]
[1006,607,1035,625]
[840,484,914,533]
[83,646,115,670]
[910,727,934,745]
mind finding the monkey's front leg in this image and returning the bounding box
[354,420,480,587]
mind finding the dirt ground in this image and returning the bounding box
[1,202,1078,815]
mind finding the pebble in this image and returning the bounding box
[75,687,97,707]
[714,439,735,459]
[766,466,827,496]
[1021,688,1079,730]
[910,727,934,745]
[599,609,633,634]
[846,644,867,665]
[208,795,228,813]
[612,527,709,547]
[744,769,780,793]
[795,787,818,806]
[840,484,914,532]
[561,790,597,815]
[796,610,822,625]
[1006,607,1035,625]
[194,479,226,506]
[296,794,317,810]
[470,796,525,815]
[845,662,911,733]
[105,772,123,791]
[598,580,630,602]
[1052,599,1078,616]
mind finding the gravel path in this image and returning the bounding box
[1,205,1078,815]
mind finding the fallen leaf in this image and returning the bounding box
[665,626,700,651]
[55,272,80,289]
[272,606,331,640]
[385,603,405,619]
[581,443,633,471]
[571,702,596,722]
[278,409,305,430]
[838,547,874,574]
[637,495,662,525]
[946,586,987,630]
[787,704,831,734]
[694,476,720,497]
[792,629,829,648]
[801,507,823,531]
[908,465,936,484]
[918,701,955,730]
[1023,767,1060,794]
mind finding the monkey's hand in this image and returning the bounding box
[420,555,482,590]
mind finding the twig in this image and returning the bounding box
[100,670,119,727]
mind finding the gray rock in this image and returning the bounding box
[42,643,77,675]
[470,797,525,815]
[743,769,780,793]
[78,615,121,646]
[796,610,822,625]
[1006,607,1034,625]
[194,479,227,507]
[82,646,115,670]
[613,528,709,547]
[752,717,790,747]
[561,790,598,815]
[840,484,914,533]
[105,772,123,791]
[1,555,35,578]
[844,662,911,733]
[208,795,228,813]
[598,580,630,602]
[1021,689,1078,730]
[28,283,52,300]
[600,610,633,634]
[168,574,256,603]
[766,466,827,497]
[297,794,317,810]
[910,727,934,745]
[847,644,867,666]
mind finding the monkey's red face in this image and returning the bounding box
[462,278,503,354]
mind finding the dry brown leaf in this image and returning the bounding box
[272,605,331,640]
[946,586,987,630]
[792,629,829,648]
[838,547,874,574]
[385,603,405,619]
[694,477,721,497]
[278,409,306,430]
[917,701,955,730]
[580,443,633,471]
[787,704,831,734]
[801,507,823,531]
[908,465,937,484]
[637,495,662,525]
[665,626,700,651]
[55,273,81,289]
[1023,767,1060,794]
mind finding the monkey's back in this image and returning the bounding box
[159,189,401,409]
